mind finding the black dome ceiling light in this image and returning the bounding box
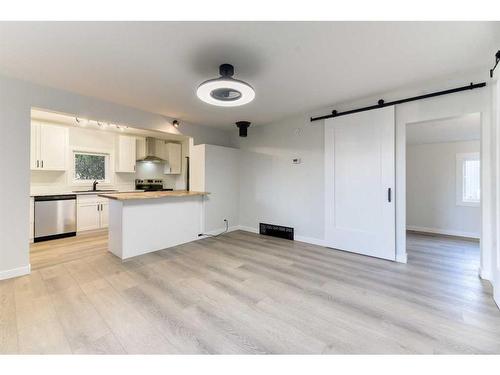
[236,121,251,137]
[197,64,255,107]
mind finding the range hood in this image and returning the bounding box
[137,137,166,163]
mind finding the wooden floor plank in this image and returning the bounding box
[0,229,497,354]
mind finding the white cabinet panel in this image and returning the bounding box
[77,195,109,232]
[30,123,40,170]
[77,203,101,232]
[136,137,146,160]
[155,139,167,160]
[100,202,109,228]
[30,122,67,171]
[39,123,67,170]
[164,143,182,174]
[116,135,136,173]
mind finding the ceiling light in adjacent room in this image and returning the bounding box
[197,64,255,107]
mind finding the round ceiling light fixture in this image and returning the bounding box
[197,64,255,107]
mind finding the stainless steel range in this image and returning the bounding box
[135,179,174,192]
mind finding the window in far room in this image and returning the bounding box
[456,152,480,207]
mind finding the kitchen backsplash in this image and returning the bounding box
[31,162,181,195]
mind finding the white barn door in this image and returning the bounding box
[325,106,395,260]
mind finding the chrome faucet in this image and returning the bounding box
[92,180,99,191]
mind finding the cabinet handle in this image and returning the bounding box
[387,188,392,203]
[97,204,99,212]
[41,160,43,168]
[36,160,39,168]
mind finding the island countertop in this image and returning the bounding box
[98,190,209,201]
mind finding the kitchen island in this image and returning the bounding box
[99,190,209,260]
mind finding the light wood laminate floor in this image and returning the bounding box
[30,230,108,270]
[1,230,499,354]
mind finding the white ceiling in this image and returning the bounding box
[406,113,481,145]
[1,22,499,129]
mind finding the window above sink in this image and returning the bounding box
[73,151,111,184]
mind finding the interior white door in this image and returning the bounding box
[324,106,395,260]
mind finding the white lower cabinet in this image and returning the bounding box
[100,202,109,228]
[77,195,109,232]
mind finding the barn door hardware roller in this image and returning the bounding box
[310,82,486,122]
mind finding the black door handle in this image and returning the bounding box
[388,188,392,202]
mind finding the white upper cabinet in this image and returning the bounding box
[116,135,136,173]
[155,139,168,160]
[31,122,68,171]
[164,143,182,174]
[30,124,39,170]
[136,137,146,160]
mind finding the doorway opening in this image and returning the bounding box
[405,113,482,278]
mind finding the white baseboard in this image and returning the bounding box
[237,225,259,234]
[236,225,326,246]
[479,267,492,281]
[202,225,240,236]
[0,264,31,281]
[295,235,327,247]
[406,225,479,239]
[396,252,408,264]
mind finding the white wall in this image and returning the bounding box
[406,141,480,238]
[0,74,232,280]
[231,68,495,271]
[233,115,325,243]
[492,78,500,308]
[191,144,240,233]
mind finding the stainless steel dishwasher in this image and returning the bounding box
[34,195,77,242]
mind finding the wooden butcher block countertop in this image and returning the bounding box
[98,190,209,201]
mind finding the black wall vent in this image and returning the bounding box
[259,223,294,240]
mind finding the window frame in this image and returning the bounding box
[72,150,111,185]
[456,152,480,207]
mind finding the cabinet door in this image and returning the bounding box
[77,203,101,232]
[39,124,67,171]
[136,137,146,160]
[165,143,181,174]
[99,202,109,229]
[30,123,40,170]
[116,135,136,173]
[155,139,167,160]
